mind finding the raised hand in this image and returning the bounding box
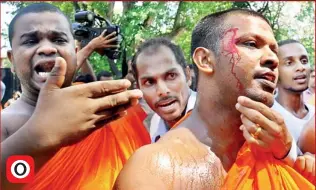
[27,57,143,151]
[90,29,119,51]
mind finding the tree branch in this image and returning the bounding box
[172,1,183,31]
[257,2,269,14]
[161,1,185,39]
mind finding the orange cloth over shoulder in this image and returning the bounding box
[172,112,314,189]
[24,104,150,190]
[222,143,315,190]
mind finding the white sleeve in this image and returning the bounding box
[281,139,299,167]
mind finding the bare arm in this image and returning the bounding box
[1,113,54,190]
[114,128,226,190]
[79,59,97,81]
[298,115,315,154]
[113,145,167,190]
[76,30,119,80]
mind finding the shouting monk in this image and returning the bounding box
[114,8,314,189]
[1,3,149,190]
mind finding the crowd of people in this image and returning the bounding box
[1,3,315,190]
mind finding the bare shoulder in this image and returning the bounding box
[114,128,226,190]
[1,100,34,140]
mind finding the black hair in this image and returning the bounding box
[191,8,271,88]
[8,2,73,47]
[132,37,188,82]
[97,70,113,81]
[278,39,302,47]
[74,74,94,83]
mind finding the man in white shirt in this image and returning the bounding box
[131,38,195,142]
[272,39,315,152]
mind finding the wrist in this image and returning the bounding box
[86,40,97,51]
[276,138,297,167]
[274,139,293,160]
[24,118,60,154]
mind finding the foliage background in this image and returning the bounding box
[2,1,315,77]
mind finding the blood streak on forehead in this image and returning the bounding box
[221,28,243,91]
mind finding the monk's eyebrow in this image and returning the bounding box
[20,31,38,39]
[20,30,68,39]
[49,30,68,38]
[235,33,264,43]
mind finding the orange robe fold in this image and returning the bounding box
[222,143,315,190]
[24,104,151,190]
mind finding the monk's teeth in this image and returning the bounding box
[39,72,50,77]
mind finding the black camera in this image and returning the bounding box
[72,10,122,59]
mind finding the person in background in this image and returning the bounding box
[73,73,95,84]
[97,70,113,81]
[131,38,196,142]
[3,91,21,108]
[75,28,119,82]
[272,39,315,147]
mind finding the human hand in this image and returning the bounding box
[90,29,119,50]
[294,152,315,184]
[27,57,142,150]
[236,96,293,159]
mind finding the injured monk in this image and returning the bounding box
[1,3,150,190]
[114,8,315,189]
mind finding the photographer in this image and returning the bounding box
[76,29,119,82]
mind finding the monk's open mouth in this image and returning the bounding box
[34,60,55,78]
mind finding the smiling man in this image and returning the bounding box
[131,38,196,142]
[272,39,315,146]
[114,9,313,189]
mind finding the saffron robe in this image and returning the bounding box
[24,104,151,190]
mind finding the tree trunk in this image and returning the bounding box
[123,2,134,14]
[106,2,115,21]
[162,1,186,39]
[72,1,80,12]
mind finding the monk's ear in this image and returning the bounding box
[192,47,215,75]
[7,50,15,73]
